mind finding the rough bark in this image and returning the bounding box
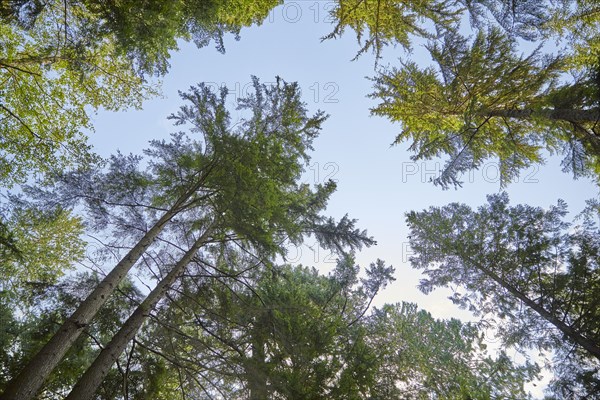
[461,252,600,361]
[65,229,211,400]
[247,330,268,400]
[486,108,600,123]
[0,174,210,400]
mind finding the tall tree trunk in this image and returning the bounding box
[246,310,269,400]
[0,174,210,400]
[486,108,600,123]
[65,228,212,400]
[247,331,268,400]
[460,251,600,361]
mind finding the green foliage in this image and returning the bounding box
[370,26,600,187]
[44,76,349,257]
[128,254,394,399]
[327,0,600,186]
[406,193,600,397]
[42,76,374,260]
[325,0,564,60]
[545,0,600,70]
[0,12,149,186]
[461,0,553,40]
[326,0,461,60]
[77,0,280,75]
[113,250,534,399]
[368,302,538,399]
[0,218,19,261]
[0,273,143,398]
[0,0,281,186]
[7,76,381,399]
[0,200,86,394]
[0,200,85,303]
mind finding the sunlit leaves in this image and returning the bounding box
[0,0,283,187]
[0,203,85,300]
[369,26,600,187]
[326,0,461,60]
[327,0,600,187]
[0,16,150,186]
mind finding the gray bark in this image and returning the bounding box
[65,229,211,400]
[486,108,600,123]
[0,174,210,400]
[461,252,600,361]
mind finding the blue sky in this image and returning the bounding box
[87,2,597,395]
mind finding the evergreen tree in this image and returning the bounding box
[326,0,600,186]
[370,28,600,187]
[367,302,538,399]
[0,76,342,400]
[406,193,600,396]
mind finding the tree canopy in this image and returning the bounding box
[0,76,375,400]
[328,0,600,186]
[0,0,280,186]
[1,0,598,398]
[1,248,537,399]
[406,193,600,397]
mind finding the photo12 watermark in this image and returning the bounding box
[400,161,540,185]
[202,81,340,104]
[401,242,414,264]
[283,239,338,265]
[306,161,339,184]
[267,1,337,24]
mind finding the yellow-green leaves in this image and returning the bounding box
[1,205,85,297]
[0,11,151,186]
[327,0,461,59]
[327,0,600,187]
[370,27,599,187]
[0,0,282,187]
[215,0,281,27]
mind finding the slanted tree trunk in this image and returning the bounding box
[486,108,600,123]
[0,175,210,400]
[65,228,212,400]
[459,251,600,361]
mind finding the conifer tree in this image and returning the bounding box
[0,77,345,400]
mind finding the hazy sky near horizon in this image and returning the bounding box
[86,2,597,394]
